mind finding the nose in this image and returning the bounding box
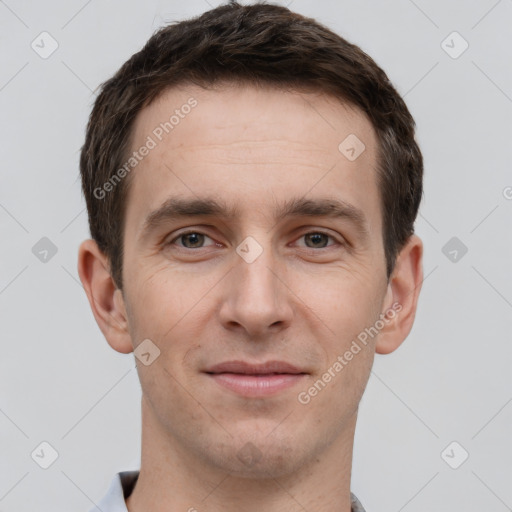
[218,241,294,338]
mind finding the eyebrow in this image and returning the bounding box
[140,196,369,241]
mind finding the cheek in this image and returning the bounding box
[295,270,381,393]
[125,265,225,386]
[304,326,376,425]
[139,362,209,442]
[125,263,204,340]
[293,266,382,336]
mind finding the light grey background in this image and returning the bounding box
[1,0,511,511]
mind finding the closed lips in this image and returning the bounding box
[205,360,307,375]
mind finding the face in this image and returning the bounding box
[119,83,390,477]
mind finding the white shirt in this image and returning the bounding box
[88,471,138,512]
[89,470,367,511]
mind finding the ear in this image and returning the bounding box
[77,239,133,354]
[375,234,423,355]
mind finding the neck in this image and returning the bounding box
[126,396,357,512]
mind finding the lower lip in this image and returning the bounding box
[207,373,306,397]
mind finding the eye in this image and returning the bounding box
[296,231,338,249]
[166,229,342,252]
[170,231,216,249]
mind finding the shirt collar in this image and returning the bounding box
[88,470,138,512]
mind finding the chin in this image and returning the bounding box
[202,434,311,480]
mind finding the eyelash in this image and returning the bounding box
[168,229,342,251]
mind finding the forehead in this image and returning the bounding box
[123,83,381,239]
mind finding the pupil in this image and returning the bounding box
[307,233,327,248]
[184,233,203,247]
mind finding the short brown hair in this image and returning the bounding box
[80,0,423,289]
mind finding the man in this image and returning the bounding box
[78,1,424,511]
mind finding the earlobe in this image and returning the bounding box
[375,234,424,355]
[77,239,134,354]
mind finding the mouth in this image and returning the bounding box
[204,360,308,397]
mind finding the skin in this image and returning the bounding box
[78,83,423,512]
